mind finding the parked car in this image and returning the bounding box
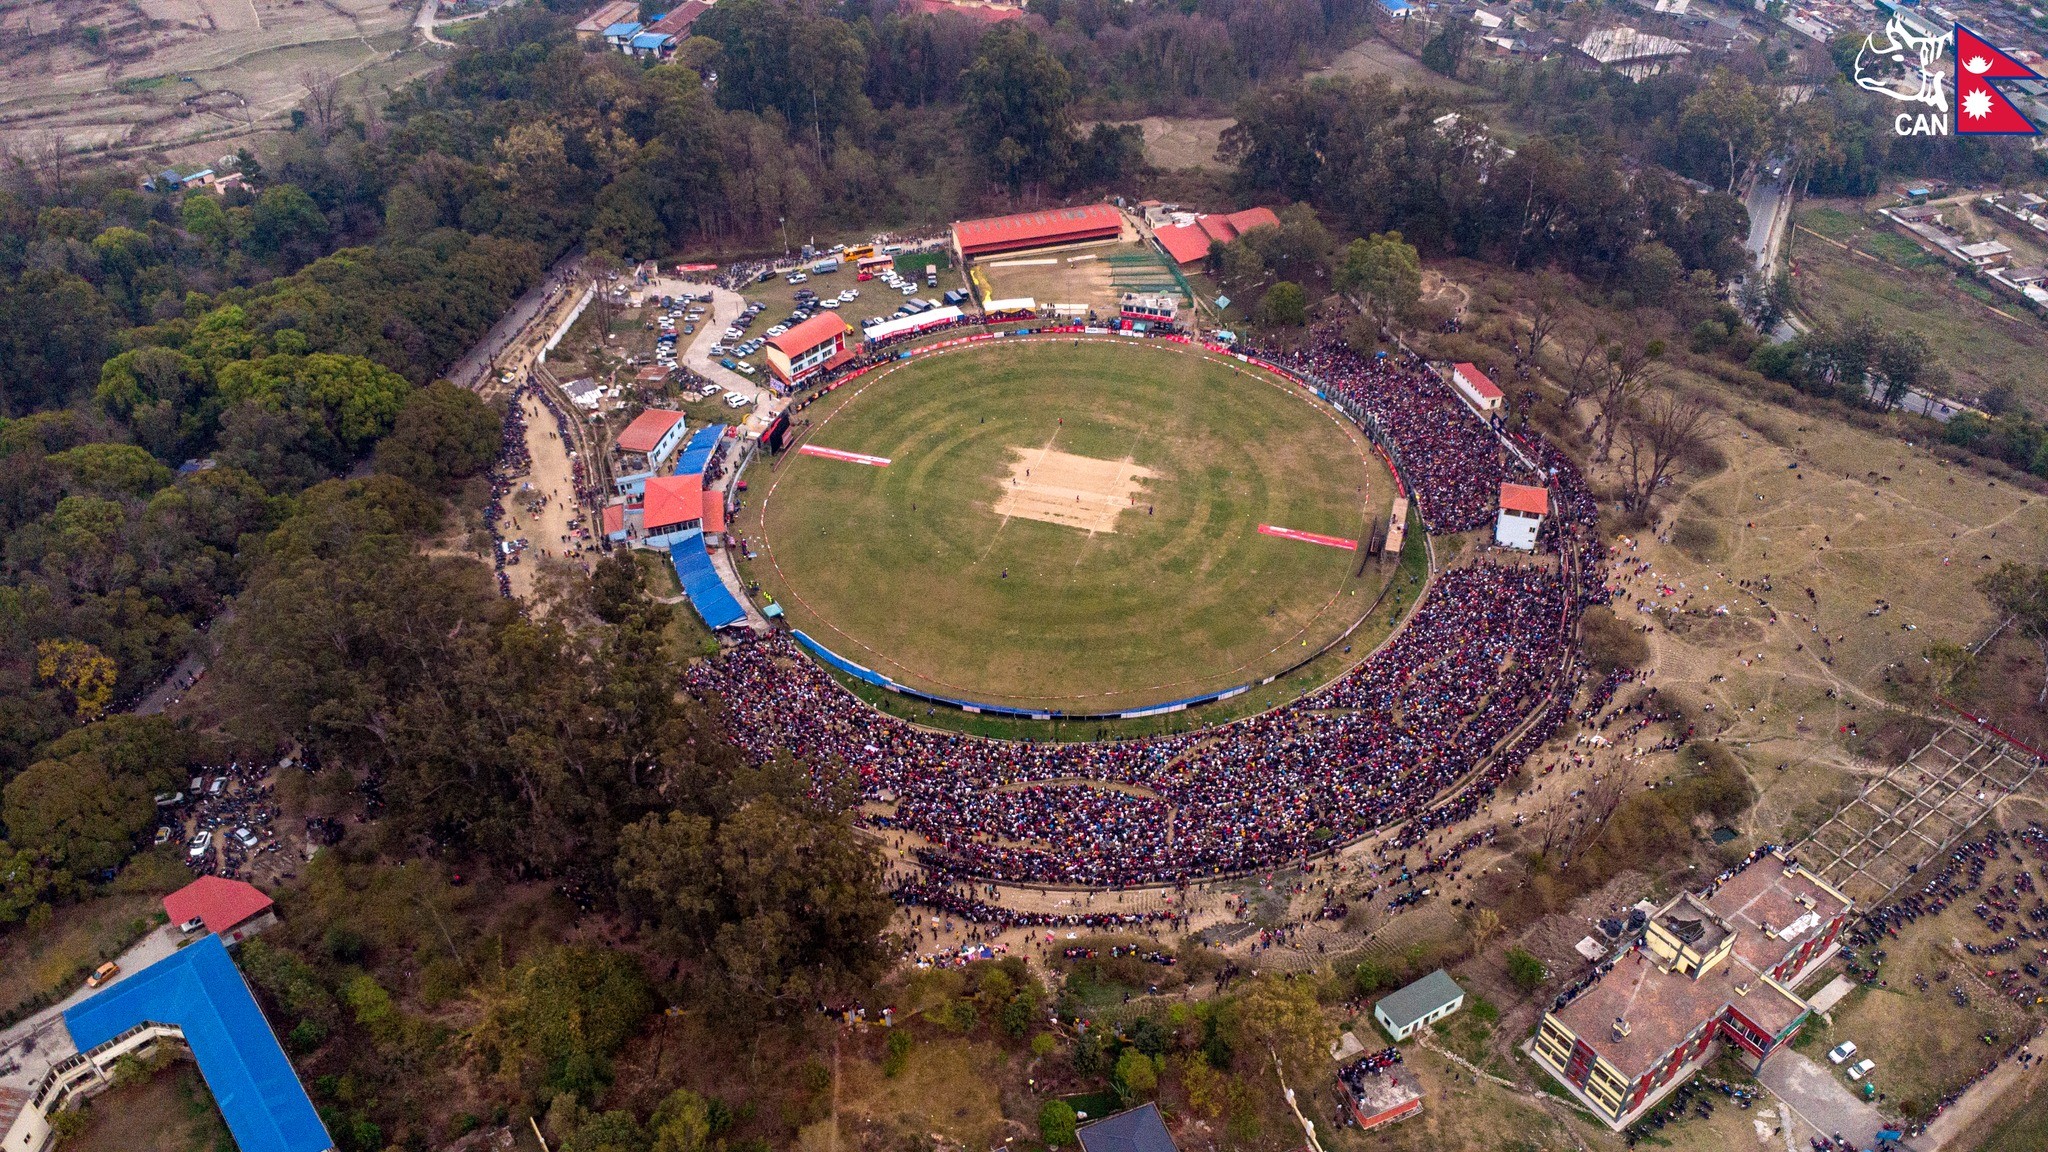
[86,962,119,989]
[154,791,184,807]
[1846,1059,1875,1081]
[208,776,226,795]
[699,383,722,397]
[736,362,757,376]
[724,391,752,409]
[234,827,259,849]
[1828,1041,1857,1065]
[721,358,739,370]
[155,826,172,846]
[188,830,212,858]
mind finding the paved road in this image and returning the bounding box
[1746,177,1790,278]
[661,281,773,405]
[414,0,455,46]
[0,924,187,1099]
[447,257,582,392]
[1757,1050,1889,1149]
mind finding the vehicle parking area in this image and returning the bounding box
[1789,801,2048,1123]
[727,255,960,375]
[156,757,292,885]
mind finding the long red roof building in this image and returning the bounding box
[951,204,1123,260]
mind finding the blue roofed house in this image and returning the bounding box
[0,934,332,1152]
[1076,1103,1179,1152]
[602,20,643,50]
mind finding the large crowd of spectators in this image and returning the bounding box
[1245,328,1510,534]
[680,324,1615,888]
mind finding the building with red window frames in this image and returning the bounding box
[1529,850,1851,1129]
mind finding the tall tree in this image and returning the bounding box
[1978,562,2048,705]
[958,24,1076,194]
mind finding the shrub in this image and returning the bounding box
[1506,948,1546,991]
[882,1029,913,1078]
[1038,1100,1078,1148]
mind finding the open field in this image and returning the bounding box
[1087,116,1233,172]
[749,338,1392,710]
[0,889,163,1020]
[1788,203,2048,415]
[0,0,429,162]
[977,241,1187,314]
[64,1063,231,1152]
[1310,34,1480,95]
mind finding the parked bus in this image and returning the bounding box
[856,254,894,281]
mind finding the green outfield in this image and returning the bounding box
[749,338,1395,710]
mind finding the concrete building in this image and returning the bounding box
[1374,970,1465,1041]
[0,935,331,1152]
[640,473,705,548]
[1530,850,1850,1129]
[950,204,1124,262]
[1495,483,1549,551]
[1575,27,1690,80]
[576,0,638,40]
[765,313,852,387]
[1450,362,1504,414]
[163,876,277,946]
[612,408,689,496]
[1076,1103,1178,1152]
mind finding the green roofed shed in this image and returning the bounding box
[1374,969,1465,1041]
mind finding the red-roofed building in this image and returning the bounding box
[602,502,627,541]
[642,474,705,544]
[613,408,690,496]
[1495,482,1549,550]
[1150,205,1284,267]
[766,314,850,386]
[951,204,1124,261]
[1153,223,1214,267]
[164,876,276,945]
[646,0,710,36]
[1451,362,1505,413]
[701,497,726,538]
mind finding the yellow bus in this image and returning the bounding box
[843,244,877,262]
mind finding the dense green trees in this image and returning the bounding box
[374,383,504,492]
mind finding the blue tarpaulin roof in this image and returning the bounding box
[64,935,332,1152]
[669,541,748,630]
[1378,0,1411,11]
[676,423,724,476]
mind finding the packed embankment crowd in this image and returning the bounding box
[683,329,1614,891]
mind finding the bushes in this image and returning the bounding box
[1038,1100,1077,1148]
[1505,948,1547,991]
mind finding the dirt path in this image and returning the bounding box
[502,395,597,600]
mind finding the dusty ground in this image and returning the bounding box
[992,444,1157,534]
[1087,116,1235,172]
[0,0,433,161]
[501,394,597,601]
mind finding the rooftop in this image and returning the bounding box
[952,204,1124,254]
[1500,483,1550,517]
[64,934,332,1152]
[1552,943,1796,1079]
[1453,361,1504,399]
[1702,861,1849,975]
[1076,1102,1178,1152]
[643,474,704,531]
[163,876,274,936]
[616,408,686,454]
[1578,26,1690,63]
[1376,969,1464,1028]
[767,313,850,355]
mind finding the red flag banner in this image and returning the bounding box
[1956,24,2044,134]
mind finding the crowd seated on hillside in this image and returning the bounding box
[683,325,1613,889]
[1243,328,1508,534]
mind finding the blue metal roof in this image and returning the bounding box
[675,422,724,475]
[65,935,333,1152]
[603,20,642,36]
[630,31,671,48]
[669,541,748,630]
